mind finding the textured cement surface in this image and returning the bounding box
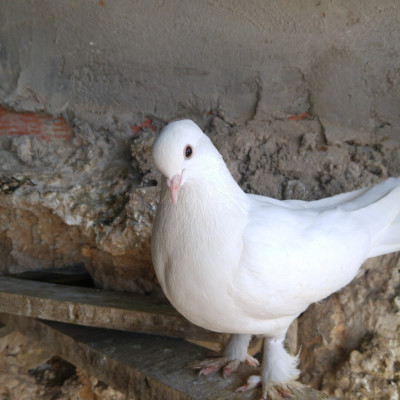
[1,1,399,131]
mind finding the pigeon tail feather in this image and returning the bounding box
[353,178,400,258]
[369,221,400,258]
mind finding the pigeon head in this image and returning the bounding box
[152,119,221,205]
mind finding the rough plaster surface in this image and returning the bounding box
[1,1,400,130]
[1,0,400,398]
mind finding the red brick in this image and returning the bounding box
[131,117,156,135]
[0,106,73,141]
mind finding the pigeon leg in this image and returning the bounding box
[259,337,300,399]
[261,337,299,383]
[189,334,259,377]
[237,337,301,399]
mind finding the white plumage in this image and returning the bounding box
[151,119,400,399]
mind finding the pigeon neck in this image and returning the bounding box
[194,162,249,214]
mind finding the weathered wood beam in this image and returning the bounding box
[0,276,220,344]
[0,314,338,400]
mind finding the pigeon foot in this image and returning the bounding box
[188,354,259,377]
[261,381,304,400]
[235,374,262,392]
[236,376,303,400]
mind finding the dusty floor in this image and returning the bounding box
[0,327,133,400]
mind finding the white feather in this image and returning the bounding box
[262,339,299,384]
[151,119,400,389]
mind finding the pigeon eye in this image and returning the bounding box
[184,145,193,159]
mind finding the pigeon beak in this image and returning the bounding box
[167,173,182,205]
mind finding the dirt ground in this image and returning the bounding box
[0,327,133,400]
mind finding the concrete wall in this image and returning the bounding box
[1,1,399,130]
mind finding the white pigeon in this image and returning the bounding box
[151,119,400,399]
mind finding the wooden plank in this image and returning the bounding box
[0,314,338,400]
[0,276,220,344]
